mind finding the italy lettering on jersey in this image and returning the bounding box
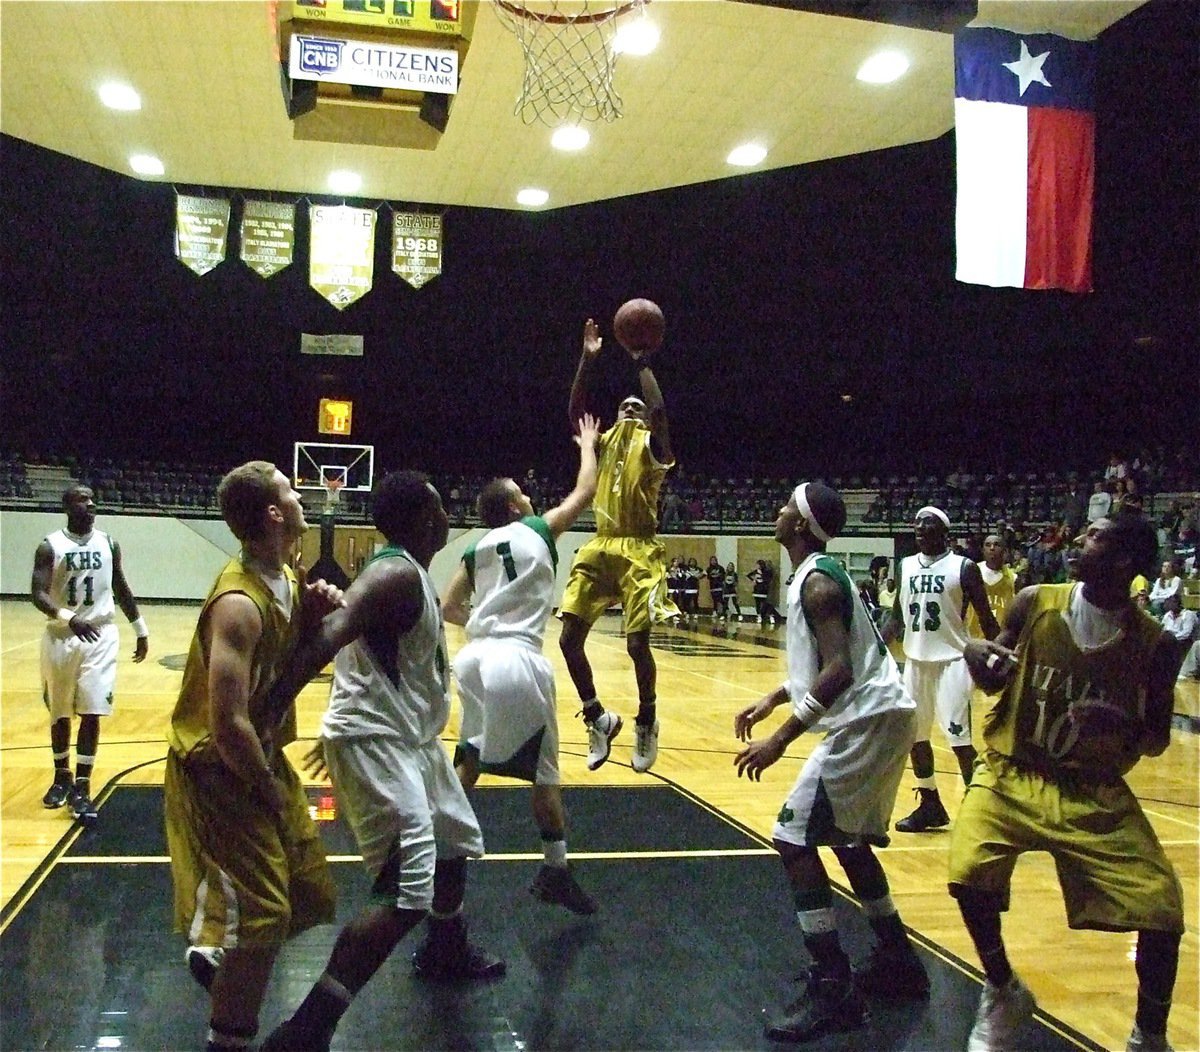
[982,583,1161,779]
[966,563,1016,638]
[463,516,556,650]
[898,551,971,661]
[786,553,914,731]
[593,418,673,538]
[43,529,116,635]
[324,545,450,747]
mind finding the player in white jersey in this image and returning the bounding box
[31,484,148,824]
[734,483,926,1043]
[259,472,503,1052]
[441,415,600,915]
[887,506,999,833]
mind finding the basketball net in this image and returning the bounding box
[321,476,344,514]
[491,0,647,125]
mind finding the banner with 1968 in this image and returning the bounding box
[392,213,442,289]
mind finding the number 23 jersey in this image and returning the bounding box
[898,551,970,662]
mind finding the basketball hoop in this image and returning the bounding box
[321,476,344,514]
[491,0,648,125]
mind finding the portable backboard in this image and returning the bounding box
[294,441,374,493]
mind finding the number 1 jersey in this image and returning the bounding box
[464,516,558,650]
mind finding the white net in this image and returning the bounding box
[492,0,647,125]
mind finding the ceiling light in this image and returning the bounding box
[551,125,590,151]
[613,15,659,56]
[856,51,910,84]
[516,187,549,208]
[129,154,164,177]
[98,82,141,111]
[726,143,767,167]
[328,170,361,194]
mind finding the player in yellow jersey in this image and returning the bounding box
[953,515,1183,1052]
[559,317,679,774]
[965,533,1017,638]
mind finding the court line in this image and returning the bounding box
[57,847,777,865]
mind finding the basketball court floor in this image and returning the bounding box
[2,600,1196,1051]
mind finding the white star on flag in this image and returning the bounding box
[1002,39,1052,96]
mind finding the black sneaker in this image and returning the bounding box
[894,789,950,833]
[412,917,506,981]
[259,1016,332,1052]
[42,776,74,809]
[764,972,866,1043]
[855,944,930,1000]
[530,864,598,916]
[186,945,224,991]
[68,784,98,825]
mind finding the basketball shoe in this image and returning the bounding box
[186,946,224,991]
[894,788,950,833]
[1126,1025,1174,1052]
[855,943,930,1000]
[584,711,622,771]
[631,719,659,773]
[530,864,597,915]
[764,969,866,1043]
[42,773,73,809]
[967,975,1036,1051]
[68,782,98,825]
[411,915,506,981]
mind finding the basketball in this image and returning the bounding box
[613,298,665,356]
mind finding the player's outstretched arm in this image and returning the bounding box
[543,413,601,538]
[634,357,673,464]
[568,318,602,424]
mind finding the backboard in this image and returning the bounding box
[294,441,374,493]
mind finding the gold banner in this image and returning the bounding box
[290,0,464,37]
[391,212,442,289]
[175,195,230,276]
[241,200,295,278]
[309,204,376,310]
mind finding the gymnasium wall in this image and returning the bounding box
[1,511,893,608]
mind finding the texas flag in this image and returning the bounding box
[954,27,1096,293]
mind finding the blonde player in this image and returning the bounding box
[559,318,679,774]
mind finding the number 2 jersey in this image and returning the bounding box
[463,516,557,650]
[593,418,673,538]
[898,551,971,662]
[41,528,116,637]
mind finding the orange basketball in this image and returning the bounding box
[613,298,665,356]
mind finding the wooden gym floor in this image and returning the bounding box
[1,600,1196,1051]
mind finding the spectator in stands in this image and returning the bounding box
[1103,452,1128,483]
[1160,593,1198,679]
[1148,560,1182,617]
[1060,479,1089,537]
[1087,480,1113,524]
[660,487,683,533]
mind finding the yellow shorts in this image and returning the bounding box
[164,749,336,949]
[948,754,1184,933]
[559,535,678,633]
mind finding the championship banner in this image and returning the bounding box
[309,204,376,310]
[391,212,442,289]
[290,0,464,37]
[300,333,364,356]
[175,194,230,276]
[241,200,296,278]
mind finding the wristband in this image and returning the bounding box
[131,616,149,639]
[793,691,827,730]
[57,608,75,623]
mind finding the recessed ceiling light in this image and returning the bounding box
[129,154,164,177]
[726,143,767,167]
[613,15,659,56]
[99,82,141,111]
[516,187,549,208]
[328,170,361,194]
[551,125,590,151]
[857,51,910,84]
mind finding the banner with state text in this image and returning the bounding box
[309,204,376,310]
[175,195,230,276]
[392,212,442,289]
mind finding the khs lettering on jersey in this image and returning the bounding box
[907,573,945,595]
[64,551,104,571]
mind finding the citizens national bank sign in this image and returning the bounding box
[289,34,458,93]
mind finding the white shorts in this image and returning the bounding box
[774,707,915,848]
[41,624,119,720]
[903,656,974,747]
[324,734,484,912]
[454,638,560,786]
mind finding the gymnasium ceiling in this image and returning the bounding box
[0,0,1144,211]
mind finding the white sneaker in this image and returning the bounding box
[968,976,1035,1051]
[1127,1025,1174,1052]
[631,720,660,773]
[585,711,622,771]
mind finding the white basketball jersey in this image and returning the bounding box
[898,550,971,661]
[464,516,556,650]
[43,529,116,636]
[323,546,450,747]
[786,553,913,731]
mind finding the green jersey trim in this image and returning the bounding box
[519,515,557,570]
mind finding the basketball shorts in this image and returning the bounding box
[773,707,916,849]
[559,535,679,633]
[903,656,973,747]
[163,750,335,949]
[324,734,484,912]
[948,754,1184,933]
[454,638,560,785]
[41,623,119,720]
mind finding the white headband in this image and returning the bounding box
[916,505,950,528]
[793,483,832,543]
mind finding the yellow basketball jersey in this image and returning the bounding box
[593,418,673,538]
[966,563,1016,638]
[167,557,300,761]
[982,583,1161,778]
